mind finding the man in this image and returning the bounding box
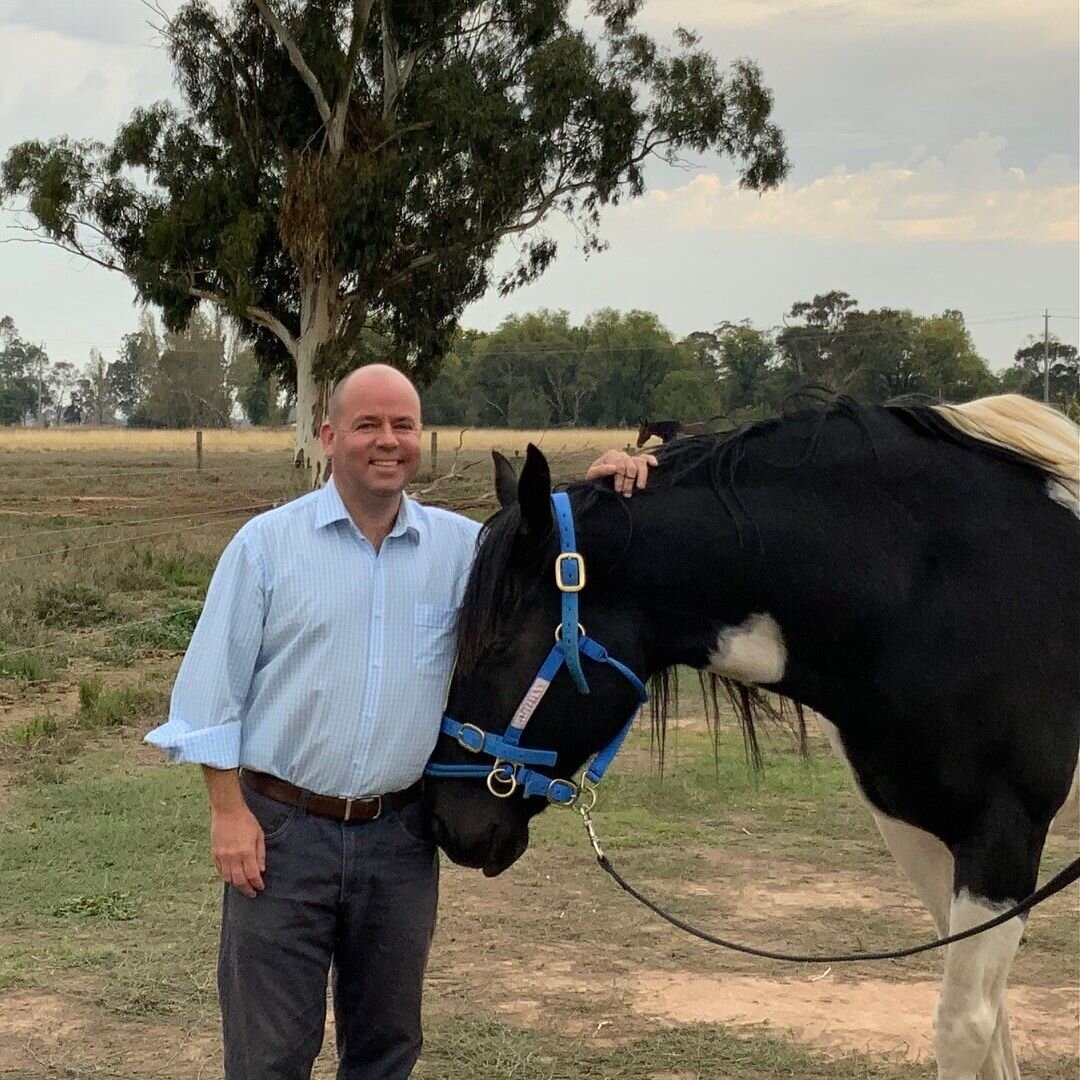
[145,364,654,1080]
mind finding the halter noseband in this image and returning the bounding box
[425,491,648,806]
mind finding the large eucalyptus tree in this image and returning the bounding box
[2,0,787,480]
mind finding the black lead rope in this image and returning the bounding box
[582,812,1080,963]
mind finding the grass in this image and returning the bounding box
[0,438,1074,1078]
[0,424,635,455]
[415,1017,933,1080]
[34,582,118,627]
[112,602,202,651]
[0,425,295,453]
[0,649,57,682]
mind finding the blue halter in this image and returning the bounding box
[425,491,648,806]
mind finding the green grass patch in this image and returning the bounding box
[416,1016,931,1079]
[77,678,168,730]
[0,648,57,682]
[53,890,138,921]
[6,714,61,744]
[0,747,219,1017]
[113,603,202,651]
[157,552,215,590]
[33,581,118,627]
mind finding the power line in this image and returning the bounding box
[0,501,274,544]
[0,604,204,666]
[0,464,219,487]
[0,513,257,567]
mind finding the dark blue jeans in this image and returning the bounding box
[218,780,439,1079]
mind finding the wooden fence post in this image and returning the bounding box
[430,430,438,476]
[196,429,203,471]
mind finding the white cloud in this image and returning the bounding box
[643,0,1075,40]
[634,135,1078,244]
[4,0,181,46]
[0,23,176,145]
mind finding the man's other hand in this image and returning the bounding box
[585,449,658,497]
[211,805,266,898]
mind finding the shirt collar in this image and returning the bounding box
[314,478,424,543]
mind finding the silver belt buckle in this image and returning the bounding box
[343,797,354,822]
[370,795,383,821]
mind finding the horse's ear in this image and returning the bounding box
[518,444,552,536]
[492,450,517,509]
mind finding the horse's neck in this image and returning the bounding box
[625,470,885,701]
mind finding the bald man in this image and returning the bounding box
[145,364,654,1079]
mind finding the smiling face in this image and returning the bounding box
[321,365,423,504]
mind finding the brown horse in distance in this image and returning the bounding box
[636,417,721,447]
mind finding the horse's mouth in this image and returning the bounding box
[482,832,528,877]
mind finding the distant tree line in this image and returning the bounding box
[0,311,288,428]
[1,292,1077,429]
[423,292,1079,426]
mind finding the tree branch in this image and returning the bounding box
[190,287,298,357]
[341,0,375,107]
[252,0,332,129]
[0,231,123,275]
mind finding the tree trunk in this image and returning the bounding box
[293,275,337,487]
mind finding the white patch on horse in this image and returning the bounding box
[816,714,1023,1080]
[1050,753,1080,834]
[706,613,787,685]
[935,891,1025,1080]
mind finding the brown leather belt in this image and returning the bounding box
[242,769,421,823]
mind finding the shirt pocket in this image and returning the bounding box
[413,604,459,668]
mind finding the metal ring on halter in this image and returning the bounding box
[577,775,599,812]
[486,761,518,798]
[554,622,586,643]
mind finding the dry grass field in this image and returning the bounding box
[0,424,636,455]
[0,429,1075,1079]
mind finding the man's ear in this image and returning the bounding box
[492,450,517,509]
[518,444,552,536]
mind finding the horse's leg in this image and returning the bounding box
[818,718,1025,1078]
[871,813,1021,1079]
[933,799,1044,1080]
[872,812,952,933]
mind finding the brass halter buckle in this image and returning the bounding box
[555,552,586,592]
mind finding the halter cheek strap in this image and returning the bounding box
[425,491,648,805]
[552,491,589,693]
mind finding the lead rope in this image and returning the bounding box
[578,805,1080,963]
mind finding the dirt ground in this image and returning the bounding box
[0,445,1075,1078]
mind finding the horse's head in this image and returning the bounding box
[425,445,651,876]
[636,419,650,448]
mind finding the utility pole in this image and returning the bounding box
[1043,309,1050,404]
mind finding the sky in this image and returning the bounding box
[0,0,1076,373]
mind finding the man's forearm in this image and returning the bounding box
[202,765,246,813]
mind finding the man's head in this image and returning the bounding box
[321,365,423,504]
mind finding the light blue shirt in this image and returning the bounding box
[144,479,481,797]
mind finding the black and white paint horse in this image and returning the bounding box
[426,394,1079,1080]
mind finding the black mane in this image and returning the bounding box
[455,396,1064,759]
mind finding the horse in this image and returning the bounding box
[636,416,720,446]
[425,394,1080,1080]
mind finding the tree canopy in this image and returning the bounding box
[2,0,788,478]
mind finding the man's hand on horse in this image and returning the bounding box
[586,450,658,497]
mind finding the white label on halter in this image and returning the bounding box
[509,676,551,731]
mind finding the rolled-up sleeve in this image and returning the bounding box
[144,529,266,768]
